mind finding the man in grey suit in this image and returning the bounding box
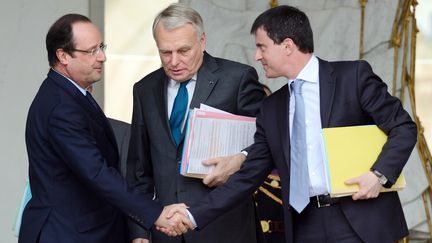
[126,3,266,243]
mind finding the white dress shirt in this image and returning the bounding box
[167,74,198,227]
[288,55,328,196]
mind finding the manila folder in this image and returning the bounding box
[322,125,406,197]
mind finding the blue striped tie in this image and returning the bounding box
[169,80,189,146]
[289,79,310,213]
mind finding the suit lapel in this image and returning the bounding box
[275,59,336,169]
[152,73,175,145]
[318,58,336,128]
[277,86,290,167]
[175,52,219,150]
[190,52,219,108]
[156,53,220,149]
[48,70,118,150]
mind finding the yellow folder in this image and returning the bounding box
[322,125,406,197]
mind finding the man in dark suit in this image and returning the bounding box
[87,85,131,178]
[108,118,131,177]
[20,13,191,243]
[184,5,417,243]
[126,3,266,243]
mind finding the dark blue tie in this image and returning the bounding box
[289,79,310,213]
[86,91,99,109]
[85,91,107,119]
[170,80,189,146]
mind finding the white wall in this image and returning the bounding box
[104,0,175,123]
[0,1,95,242]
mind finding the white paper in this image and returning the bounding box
[180,106,256,178]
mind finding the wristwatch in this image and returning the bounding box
[371,169,391,188]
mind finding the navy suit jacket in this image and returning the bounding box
[189,59,417,243]
[19,70,162,243]
[108,118,131,178]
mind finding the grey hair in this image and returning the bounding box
[152,3,204,40]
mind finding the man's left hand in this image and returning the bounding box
[202,153,246,187]
[345,171,382,200]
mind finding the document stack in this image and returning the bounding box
[180,105,256,178]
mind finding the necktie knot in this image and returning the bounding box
[180,80,189,88]
[86,91,99,109]
[291,79,304,94]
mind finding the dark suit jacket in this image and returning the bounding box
[108,118,131,177]
[189,59,417,243]
[19,69,162,243]
[126,52,266,243]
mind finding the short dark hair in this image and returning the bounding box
[251,5,314,54]
[46,14,91,67]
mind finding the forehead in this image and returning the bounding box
[72,22,102,47]
[155,23,198,50]
[255,27,271,43]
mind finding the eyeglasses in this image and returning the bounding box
[71,43,107,56]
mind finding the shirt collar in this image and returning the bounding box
[297,55,318,83]
[51,68,87,95]
[168,73,197,87]
[288,55,319,91]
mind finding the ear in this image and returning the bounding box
[56,48,70,65]
[199,32,206,50]
[282,38,296,55]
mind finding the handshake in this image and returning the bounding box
[154,203,195,236]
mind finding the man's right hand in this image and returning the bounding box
[154,203,194,236]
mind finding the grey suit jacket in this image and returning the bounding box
[126,52,266,243]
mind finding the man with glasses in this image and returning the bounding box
[20,13,193,243]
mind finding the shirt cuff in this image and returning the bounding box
[185,209,197,229]
[240,150,248,157]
